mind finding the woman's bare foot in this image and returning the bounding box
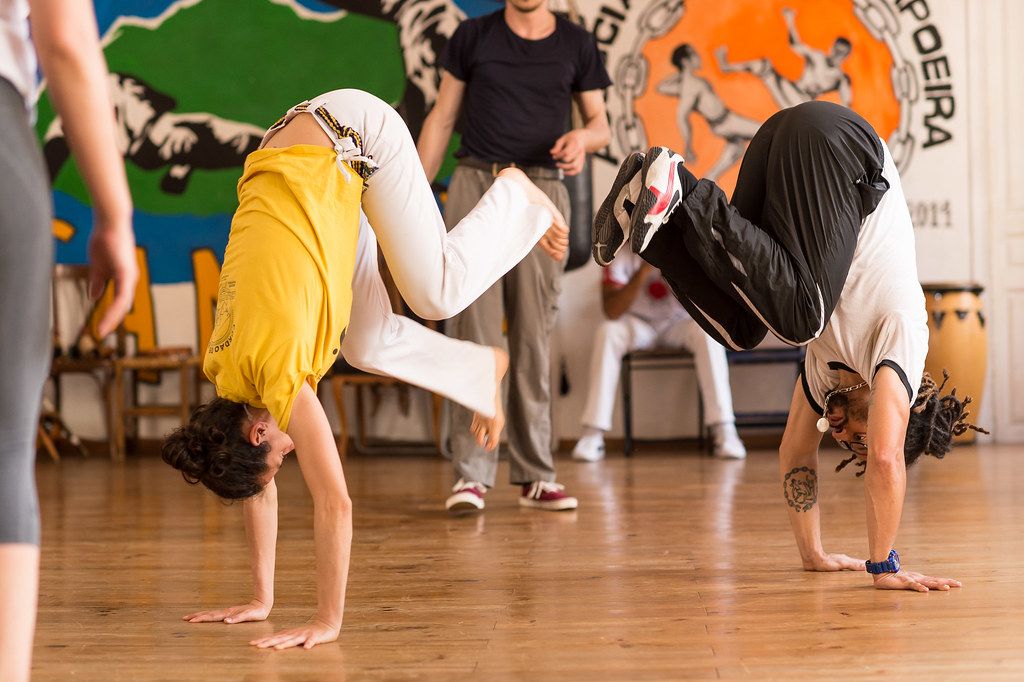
[496,167,569,261]
[471,347,509,451]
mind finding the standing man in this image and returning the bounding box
[418,0,611,513]
[573,250,746,462]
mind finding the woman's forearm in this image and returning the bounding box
[313,497,353,627]
[31,3,132,224]
[243,479,279,605]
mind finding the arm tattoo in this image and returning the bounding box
[783,466,818,512]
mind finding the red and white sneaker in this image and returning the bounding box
[631,146,687,255]
[445,479,487,512]
[592,151,644,266]
[519,481,578,511]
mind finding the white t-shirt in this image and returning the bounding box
[0,0,34,107]
[801,141,929,412]
[604,251,690,328]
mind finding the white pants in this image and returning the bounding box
[264,89,552,417]
[580,314,736,431]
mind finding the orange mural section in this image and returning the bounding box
[192,248,221,354]
[637,0,899,195]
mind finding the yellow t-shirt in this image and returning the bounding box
[204,145,361,431]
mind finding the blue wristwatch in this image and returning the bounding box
[865,549,900,574]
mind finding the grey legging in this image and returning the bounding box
[0,76,53,544]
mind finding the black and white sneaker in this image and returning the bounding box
[631,147,687,255]
[592,151,644,266]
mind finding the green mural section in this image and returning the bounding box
[37,0,405,216]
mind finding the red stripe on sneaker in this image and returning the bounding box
[651,160,677,215]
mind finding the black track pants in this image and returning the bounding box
[640,101,889,350]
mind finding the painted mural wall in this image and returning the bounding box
[45,0,975,442]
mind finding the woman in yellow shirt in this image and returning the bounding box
[161,89,567,650]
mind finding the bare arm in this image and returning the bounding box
[656,73,682,97]
[863,367,961,592]
[782,7,813,59]
[182,474,278,626]
[417,70,465,182]
[863,367,909,564]
[243,479,278,609]
[602,264,653,320]
[29,0,137,336]
[550,89,611,176]
[838,76,852,108]
[779,381,864,572]
[251,383,352,649]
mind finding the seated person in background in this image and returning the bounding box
[573,250,746,461]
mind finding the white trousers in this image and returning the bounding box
[265,89,552,417]
[580,314,736,432]
[341,213,512,417]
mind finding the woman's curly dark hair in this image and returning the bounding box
[836,370,990,476]
[161,398,270,500]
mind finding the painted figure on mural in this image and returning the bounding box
[656,44,759,181]
[716,7,852,109]
[43,73,264,194]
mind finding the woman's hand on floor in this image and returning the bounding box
[183,599,272,624]
[250,617,340,650]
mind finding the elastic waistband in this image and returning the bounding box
[458,156,564,181]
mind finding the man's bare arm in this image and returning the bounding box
[550,89,610,176]
[779,381,865,572]
[602,264,653,320]
[417,70,466,182]
[865,368,961,592]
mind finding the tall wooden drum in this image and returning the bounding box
[921,283,987,443]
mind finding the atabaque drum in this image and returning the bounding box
[922,283,987,443]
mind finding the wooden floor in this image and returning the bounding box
[31,442,1024,680]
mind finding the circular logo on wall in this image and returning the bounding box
[603,0,951,194]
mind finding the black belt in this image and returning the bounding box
[458,155,564,181]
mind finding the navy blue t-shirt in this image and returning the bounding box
[441,11,612,167]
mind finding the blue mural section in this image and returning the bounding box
[54,191,230,284]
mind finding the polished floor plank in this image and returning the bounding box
[30,443,1024,680]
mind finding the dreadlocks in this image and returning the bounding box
[903,370,989,466]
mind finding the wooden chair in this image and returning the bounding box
[110,348,202,461]
[621,346,805,457]
[329,363,444,461]
[48,265,118,458]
